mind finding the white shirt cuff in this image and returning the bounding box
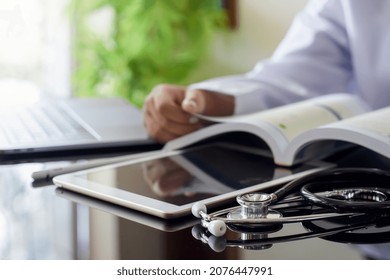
[188,77,266,115]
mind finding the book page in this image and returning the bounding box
[328,107,390,140]
[255,104,339,142]
[196,93,370,142]
[166,94,371,165]
[284,107,390,166]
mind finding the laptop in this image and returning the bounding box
[0,97,160,161]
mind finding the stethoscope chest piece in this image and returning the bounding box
[191,192,285,237]
[227,193,282,225]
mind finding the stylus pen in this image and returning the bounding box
[32,150,161,181]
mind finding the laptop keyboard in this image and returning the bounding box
[0,103,95,145]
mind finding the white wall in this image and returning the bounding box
[0,0,71,99]
[191,0,308,81]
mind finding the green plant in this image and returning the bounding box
[70,0,228,107]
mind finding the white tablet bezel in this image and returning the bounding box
[53,144,333,219]
[55,188,198,232]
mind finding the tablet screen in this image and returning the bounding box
[76,144,317,206]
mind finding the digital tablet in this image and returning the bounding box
[55,188,198,232]
[53,143,332,219]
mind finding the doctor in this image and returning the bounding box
[143,0,390,143]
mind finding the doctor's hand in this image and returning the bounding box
[143,84,234,143]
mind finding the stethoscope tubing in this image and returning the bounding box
[279,168,390,201]
[201,206,357,224]
[299,168,390,211]
[221,217,381,248]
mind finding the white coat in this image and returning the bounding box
[190,0,390,114]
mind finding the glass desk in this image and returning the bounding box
[1,148,390,260]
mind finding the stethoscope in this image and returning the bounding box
[191,168,390,237]
[191,210,390,252]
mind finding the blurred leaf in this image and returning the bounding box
[71,0,228,107]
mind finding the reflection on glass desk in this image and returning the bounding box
[1,147,390,260]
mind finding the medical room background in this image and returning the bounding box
[1,0,363,260]
[0,0,306,107]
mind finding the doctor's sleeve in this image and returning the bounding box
[189,0,353,115]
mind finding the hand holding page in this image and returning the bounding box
[163,93,389,166]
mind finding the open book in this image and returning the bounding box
[163,93,390,166]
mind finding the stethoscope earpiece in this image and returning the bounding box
[192,202,227,237]
[191,224,227,252]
